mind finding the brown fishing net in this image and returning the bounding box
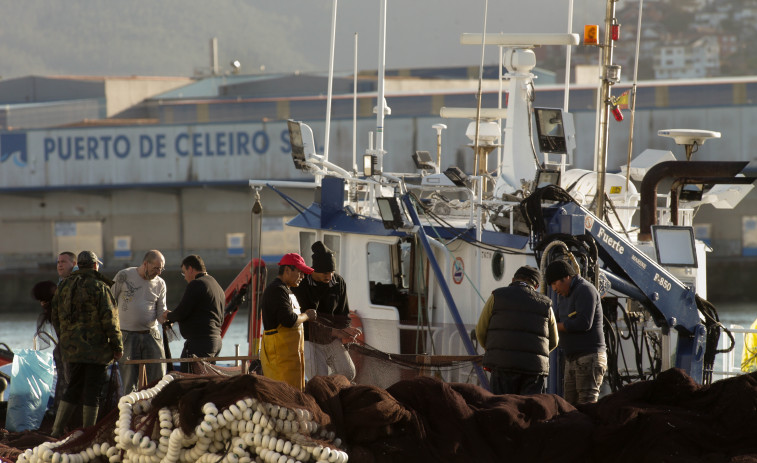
[346,342,483,388]
[7,356,757,462]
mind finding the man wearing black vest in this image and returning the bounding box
[476,265,558,395]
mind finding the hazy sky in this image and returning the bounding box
[272,0,608,73]
[0,0,611,79]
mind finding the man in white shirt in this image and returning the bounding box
[112,250,167,393]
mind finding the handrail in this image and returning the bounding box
[123,355,260,389]
[122,355,257,365]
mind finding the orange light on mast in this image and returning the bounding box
[584,25,599,45]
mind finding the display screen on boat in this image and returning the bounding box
[288,119,307,169]
[652,225,698,267]
[377,197,405,229]
[534,107,568,154]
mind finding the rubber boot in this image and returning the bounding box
[82,405,100,429]
[51,400,76,438]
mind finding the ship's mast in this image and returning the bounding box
[595,0,621,217]
[375,0,388,173]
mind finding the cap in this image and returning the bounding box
[544,260,577,285]
[279,253,314,274]
[513,265,541,287]
[311,241,336,273]
[77,250,103,268]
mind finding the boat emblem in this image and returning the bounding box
[452,257,465,284]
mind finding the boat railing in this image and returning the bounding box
[124,346,258,390]
[612,321,755,383]
[711,324,756,379]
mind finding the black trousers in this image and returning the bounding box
[180,337,222,373]
[63,362,108,406]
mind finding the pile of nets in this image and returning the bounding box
[8,368,757,462]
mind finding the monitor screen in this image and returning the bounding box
[534,107,568,154]
[536,169,561,188]
[652,225,698,267]
[287,120,307,169]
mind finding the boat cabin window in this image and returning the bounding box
[399,241,412,289]
[368,241,399,306]
[299,231,316,266]
[367,242,393,286]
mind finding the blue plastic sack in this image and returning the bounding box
[6,349,56,432]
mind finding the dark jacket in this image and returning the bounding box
[261,277,299,330]
[554,275,606,356]
[167,273,225,339]
[51,268,122,364]
[483,282,553,375]
[291,273,350,343]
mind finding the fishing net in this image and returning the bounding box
[11,363,757,463]
[17,369,346,463]
[346,342,483,389]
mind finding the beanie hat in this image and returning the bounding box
[544,259,577,285]
[311,241,336,273]
[513,265,541,287]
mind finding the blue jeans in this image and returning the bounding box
[490,369,548,395]
[119,329,166,393]
[563,351,607,404]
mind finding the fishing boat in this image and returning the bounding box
[250,0,756,393]
[8,1,757,462]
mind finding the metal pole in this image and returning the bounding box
[625,0,644,192]
[375,0,387,173]
[324,0,338,164]
[595,0,618,217]
[472,0,490,181]
[563,0,574,111]
[249,187,263,358]
[352,32,359,173]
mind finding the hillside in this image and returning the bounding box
[0,0,598,80]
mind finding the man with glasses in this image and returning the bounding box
[113,249,167,393]
[159,254,225,373]
[260,253,317,391]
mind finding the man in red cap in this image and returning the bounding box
[260,252,317,390]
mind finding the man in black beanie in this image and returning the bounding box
[544,259,607,405]
[476,265,559,395]
[292,241,360,381]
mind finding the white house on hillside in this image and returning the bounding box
[653,36,720,79]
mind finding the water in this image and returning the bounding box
[2,303,754,357]
[0,312,254,361]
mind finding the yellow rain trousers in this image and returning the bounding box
[742,317,757,373]
[261,324,305,391]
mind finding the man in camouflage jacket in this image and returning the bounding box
[50,251,123,437]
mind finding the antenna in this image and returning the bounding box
[658,129,721,161]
